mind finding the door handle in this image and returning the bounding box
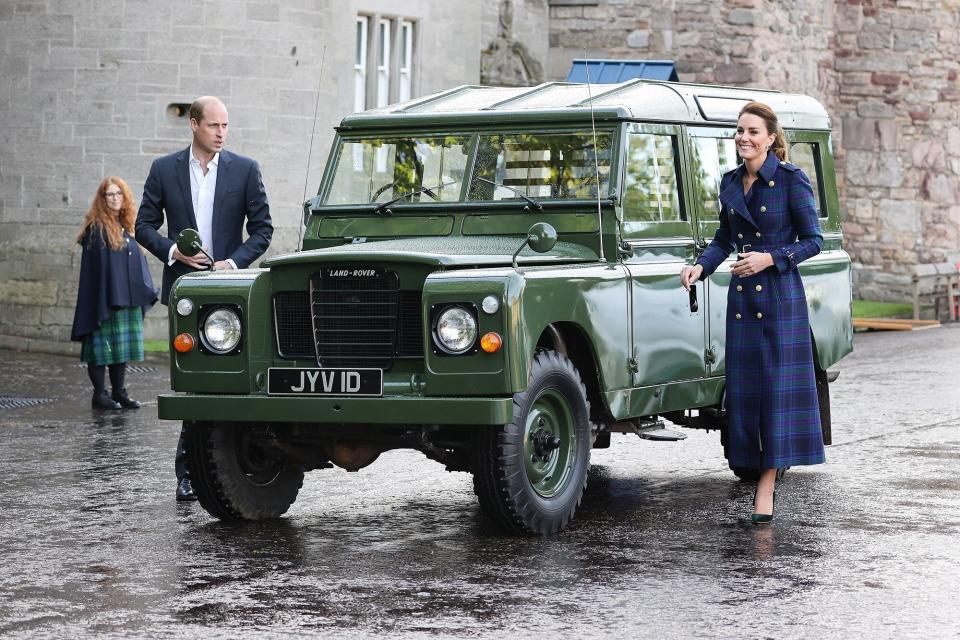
[689,283,699,313]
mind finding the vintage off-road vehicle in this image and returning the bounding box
[161,79,852,535]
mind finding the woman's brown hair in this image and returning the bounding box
[76,176,137,251]
[739,101,788,162]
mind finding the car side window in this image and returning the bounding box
[690,136,738,223]
[788,141,825,218]
[623,133,682,223]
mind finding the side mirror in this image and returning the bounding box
[303,195,321,227]
[176,228,203,257]
[526,222,558,254]
[512,222,558,268]
[175,229,214,270]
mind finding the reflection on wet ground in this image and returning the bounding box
[1,325,959,638]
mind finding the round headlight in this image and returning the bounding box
[202,308,242,353]
[481,295,500,314]
[435,306,477,354]
[176,298,194,317]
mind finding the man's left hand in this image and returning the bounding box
[731,251,774,278]
[213,260,235,271]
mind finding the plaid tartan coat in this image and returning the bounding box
[695,152,825,469]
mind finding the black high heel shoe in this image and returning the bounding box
[751,487,776,524]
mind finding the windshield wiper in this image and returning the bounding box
[374,181,457,215]
[474,176,543,211]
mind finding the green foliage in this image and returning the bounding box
[852,300,913,319]
[144,339,169,353]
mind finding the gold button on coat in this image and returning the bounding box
[756,285,762,291]
[757,312,763,319]
[760,205,766,212]
[735,313,742,320]
[756,232,761,237]
[736,285,743,291]
[768,180,775,187]
[737,233,743,239]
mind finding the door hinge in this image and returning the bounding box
[704,347,717,365]
[628,357,639,373]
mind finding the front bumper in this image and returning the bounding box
[157,393,514,425]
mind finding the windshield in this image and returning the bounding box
[324,135,470,205]
[323,130,614,206]
[468,132,612,202]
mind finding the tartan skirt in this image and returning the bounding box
[80,306,144,366]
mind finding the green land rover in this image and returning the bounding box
[161,79,853,535]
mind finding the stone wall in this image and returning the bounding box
[541,0,960,302]
[0,0,480,352]
[830,1,960,300]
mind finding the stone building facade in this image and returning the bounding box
[3,0,958,353]
[540,0,960,301]
[0,0,481,351]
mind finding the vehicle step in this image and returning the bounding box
[637,428,688,441]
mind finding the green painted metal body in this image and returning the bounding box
[158,80,852,439]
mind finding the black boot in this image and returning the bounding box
[89,364,121,410]
[92,390,121,410]
[112,388,141,409]
[109,363,140,409]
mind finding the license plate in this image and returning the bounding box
[267,368,383,396]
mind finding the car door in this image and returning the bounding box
[687,127,739,378]
[621,123,707,408]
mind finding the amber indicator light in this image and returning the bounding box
[480,332,502,353]
[174,333,195,353]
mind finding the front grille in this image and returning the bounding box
[274,275,424,366]
[274,291,314,358]
[309,269,403,368]
[397,291,424,357]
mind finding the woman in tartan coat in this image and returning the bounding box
[71,177,158,410]
[681,102,825,523]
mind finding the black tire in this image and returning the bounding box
[472,350,591,535]
[184,421,304,521]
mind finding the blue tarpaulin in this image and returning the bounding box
[567,59,679,83]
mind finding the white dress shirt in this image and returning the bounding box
[168,146,235,269]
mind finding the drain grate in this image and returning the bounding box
[0,396,54,410]
[127,365,158,373]
[74,364,158,373]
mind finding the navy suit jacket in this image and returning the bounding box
[135,146,273,304]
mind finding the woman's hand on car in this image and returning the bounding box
[680,264,703,291]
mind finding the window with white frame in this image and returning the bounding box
[354,17,368,113]
[376,18,391,108]
[399,21,414,102]
[354,13,417,111]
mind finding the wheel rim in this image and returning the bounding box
[523,388,577,498]
[235,426,286,486]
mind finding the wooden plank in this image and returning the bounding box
[853,318,941,331]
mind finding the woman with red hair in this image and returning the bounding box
[71,177,158,410]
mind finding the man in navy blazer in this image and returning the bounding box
[136,96,273,304]
[136,96,273,500]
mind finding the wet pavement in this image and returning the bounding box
[1,326,959,639]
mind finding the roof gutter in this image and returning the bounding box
[337,107,630,132]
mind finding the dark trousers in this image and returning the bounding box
[175,424,189,481]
